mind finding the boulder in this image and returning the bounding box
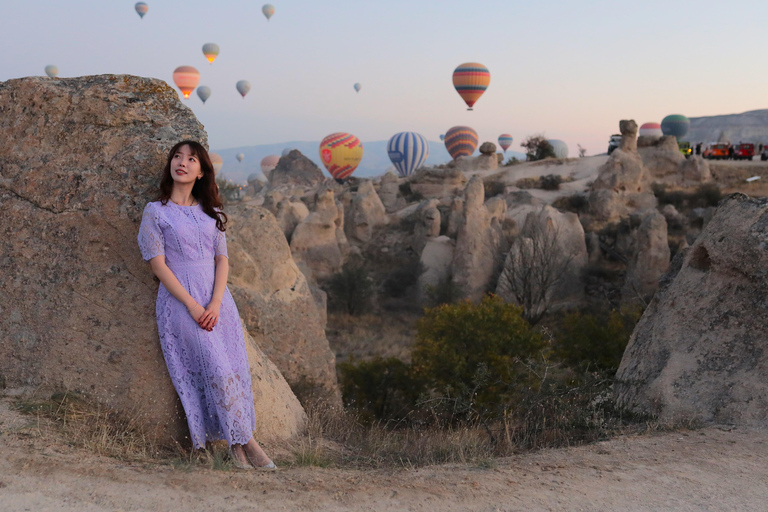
[638,135,686,179]
[451,176,507,301]
[0,75,306,444]
[479,142,497,155]
[615,194,768,426]
[680,156,712,183]
[455,154,498,172]
[412,200,441,254]
[345,180,388,243]
[269,150,325,188]
[418,236,455,303]
[409,167,467,199]
[378,171,406,213]
[275,199,310,240]
[225,204,340,399]
[619,119,639,152]
[290,187,345,279]
[620,211,670,304]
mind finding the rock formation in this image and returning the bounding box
[0,75,306,444]
[418,236,455,303]
[275,198,309,240]
[409,167,467,199]
[269,150,325,188]
[344,180,388,243]
[412,199,441,254]
[289,187,346,279]
[451,176,507,301]
[377,171,406,213]
[619,211,670,304]
[616,194,768,426]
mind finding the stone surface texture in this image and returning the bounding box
[0,75,306,444]
[289,187,346,279]
[268,150,325,188]
[615,194,768,426]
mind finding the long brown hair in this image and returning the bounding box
[157,140,228,231]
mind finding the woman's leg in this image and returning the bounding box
[229,443,252,468]
[243,437,274,467]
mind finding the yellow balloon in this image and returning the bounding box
[319,133,363,180]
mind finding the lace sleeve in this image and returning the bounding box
[214,228,228,259]
[137,203,165,261]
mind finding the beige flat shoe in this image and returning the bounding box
[228,448,254,470]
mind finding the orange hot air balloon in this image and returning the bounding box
[209,153,223,175]
[202,43,219,64]
[452,62,490,110]
[172,66,200,99]
[319,133,364,181]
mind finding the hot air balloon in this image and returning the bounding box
[202,43,220,64]
[444,126,478,160]
[319,133,363,181]
[262,4,275,20]
[261,155,280,174]
[439,134,445,141]
[248,172,268,183]
[498,134,513,153]
[44,65,58,78]
[639,122,663,138]
[661,115,690,139]
[452,62,490,110]
[209,153,223,175]
[135,2,148,19]
[172,66,200,99]
[547,139,569,159]
[281,148,293,157]
[354,83,361,93]
[236,153,244,162]
[236,80,250,98]
[196,86,211,104]
[387,132,429,178]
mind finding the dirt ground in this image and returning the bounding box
[3,398,768,511]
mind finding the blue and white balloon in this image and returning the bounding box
[387,132,429,178]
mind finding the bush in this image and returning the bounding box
[338,357,424,424]
[520,135,556,162]
[505,156,521,166]
[554,307,642,373]
[412,296,544,419]
[539,174,563,191]
[326,262,374,316]
[690,183,722,208]
[423,276,463,307]
[483,180,506,198]
[382,259,422,298]
[652,183,722,210]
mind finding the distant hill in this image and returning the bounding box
[683,109,768,145]
[212,140,527,184]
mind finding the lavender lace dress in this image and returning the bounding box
[137,200,256,449]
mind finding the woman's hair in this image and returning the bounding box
[157,140,228,231]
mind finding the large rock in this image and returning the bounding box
[412,199,441,254]
[616,194,768,426]
[268,150,325,188]
[638,135,686,180]
[225,204,340,399]
[418,236,455,303]
[344,180,388,243]
[377,171,406,213]
[620,211,670,304]
[451,176,507,301]
[289,187,345,279]
[0,75,306,444]
[409,167,467,199]
[275,198,309,240]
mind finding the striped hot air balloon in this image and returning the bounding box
[135,2,148,19]
[209,153,223,175]
[639,122,663,137]
[202,43,219,64]
[319,133,364,181]
[498,134,513,153]
[387,132,429,178]
[452,62,490,110]
[44,65,58,78]
[172,66,200,99]
[661,115,690,139]
[196,86,211,104]
[444,126,478,160]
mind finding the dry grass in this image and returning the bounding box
[326,312,420,363]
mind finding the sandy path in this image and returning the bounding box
[2,399,768,511]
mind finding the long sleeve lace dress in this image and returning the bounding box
[137,201,256,449]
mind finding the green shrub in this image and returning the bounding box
[382,260,422,298]
[338,357,424,424]
[505,156,521,166]
[554,308,642,373]
[539,174,563,191]
[326,263,374,316]
[412,296,544,419]
[423,276,463,307]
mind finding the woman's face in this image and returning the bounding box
[170,144,203,185]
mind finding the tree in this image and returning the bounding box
[520,134,556,162]
[497,218,573,325]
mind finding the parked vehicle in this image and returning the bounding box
[607,134,621,155]
[678,141,692,157]
[703,143,729,159]
[733,143,755,161]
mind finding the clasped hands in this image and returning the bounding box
[187,300,221,332]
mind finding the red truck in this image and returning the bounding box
[733,143,755,161]
[703,143,729,159]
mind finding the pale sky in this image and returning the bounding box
[3,0,768,157]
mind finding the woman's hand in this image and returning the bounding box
[198,299,221,331]
[187,302,205,324]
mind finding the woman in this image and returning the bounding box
[137,140,274,470]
